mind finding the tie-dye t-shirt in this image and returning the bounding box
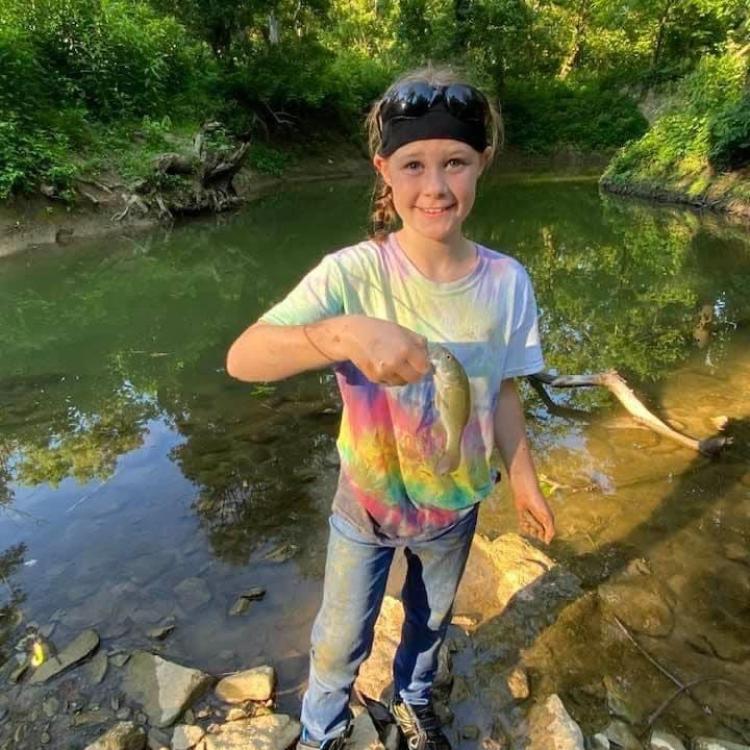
[259,232,544,540]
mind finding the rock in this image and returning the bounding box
[356,597,452,700]
[84,721,146,750]
[598,580,674,637]
[434,701,454,727]
[604,720,642,750]
[603,676,640,724]
[591,734,610,750]
[226,708,249,722]
[43,696,61,718]
[693,740,750,750]
[123,651,212,727]
[147,620,176,641]
[350,706,384,750]
[174,578,212,612]
[30,629,100,684]
[117,707,132,720]
[722,543,748,563]
[201,713,301,750]
[526,695,584,750]
[506,666,530,701]
[41,731,51,744]
[171,723,206,750]
[111,652,131,668]
[650,731,687,750]
[472,534,557,611]
[463,726,480,740]
[148,728,171,750]
[241,587,266,601]
[229,598,252,617]
[215,666,275,703]
[87,651,109,685]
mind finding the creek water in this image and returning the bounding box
[0,171,748,746]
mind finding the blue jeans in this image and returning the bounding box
[300,506,478,743]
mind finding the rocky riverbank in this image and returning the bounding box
[2,529,747,750]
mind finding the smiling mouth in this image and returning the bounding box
[417,204,456,215]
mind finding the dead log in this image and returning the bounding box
[153,153,198,175]
[527,370,732,456]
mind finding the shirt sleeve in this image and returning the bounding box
[258,254,344,325]
[502,265,545,379]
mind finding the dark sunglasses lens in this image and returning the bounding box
[381,82,434,121]
[445,85,486,121]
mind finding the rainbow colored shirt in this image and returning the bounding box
[260,232,544,540]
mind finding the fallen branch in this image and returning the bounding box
[527,370,732,456]
[613,615,712,718]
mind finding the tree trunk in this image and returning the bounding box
[557,0,590,80]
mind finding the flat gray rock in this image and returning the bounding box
[123,651,212,727]
[30,629,100,684]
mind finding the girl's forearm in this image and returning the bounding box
[226,316,355,382]
[493,378,541,496]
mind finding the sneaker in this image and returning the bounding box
[390,699,452,750]
[297,725,351,750]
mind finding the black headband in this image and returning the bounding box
[379,101,488,157]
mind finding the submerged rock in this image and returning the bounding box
[215,666,275,703]
[123,651,212,727]
[202,713,301,750]
[87,651,109,685]
[83,721,146,750]
[598,579,674,637]
[526,695,584,750]
[175,578,212,612]
[30,628,100,684]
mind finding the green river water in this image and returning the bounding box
[0,172,748,747]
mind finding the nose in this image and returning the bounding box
[422,165,449,197]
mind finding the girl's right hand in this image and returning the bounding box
[340,315,431,386]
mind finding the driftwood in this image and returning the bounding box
[527,369,732,456]
[113,121,250,222]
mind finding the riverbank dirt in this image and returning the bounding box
[0,144,610,259]
[0,143,373,259]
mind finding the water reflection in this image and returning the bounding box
[0,176,748,738]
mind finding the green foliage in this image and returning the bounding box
[502,79,649,153]
[603,50,750,189]
[248,144,292,176]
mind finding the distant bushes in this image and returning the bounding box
[603,51,750,191]
[501,78,649,153]
[0,0,212,197]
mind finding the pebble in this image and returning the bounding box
[650,730,686,750]
[40,731,51,744]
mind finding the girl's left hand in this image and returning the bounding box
[514,490,555,544]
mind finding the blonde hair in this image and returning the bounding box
[365,62,504,242]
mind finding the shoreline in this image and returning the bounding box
[600,170,750,224]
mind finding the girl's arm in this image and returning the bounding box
[493,378,556,544]
[226,314,430,384]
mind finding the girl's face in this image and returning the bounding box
[373,139,492,243]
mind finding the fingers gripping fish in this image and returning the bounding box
[427,343,471,475]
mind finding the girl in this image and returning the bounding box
[226,63,555,750]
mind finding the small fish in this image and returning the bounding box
[428,343,471,475]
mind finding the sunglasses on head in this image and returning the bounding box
[378,82,488,131]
